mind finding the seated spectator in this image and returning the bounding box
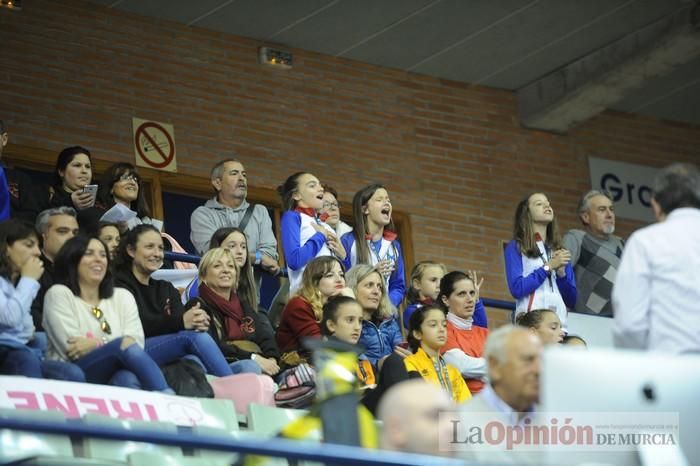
[321,296,368,380]
[191,247,280,376]
[439,271,489,394]
[515,308,564,345]
[0,220,84,381]
[320,184,352,239]
[456,326,543,464]
[563,190,623,316]
[321,294,408,414]
[0,120,50,223]
[276,256,346,361]
[345,264,409,367]
[49,146,103,234]
[97,221,121,260]
[341,184,406,307]
[404,305,471,403]
[96,162,162,231]
[279,172,345,294]
[403,261,446,330]
[184,227,257,311]
[504,192,576,330]
[31,207,80,330]
[43,236,172,391]
[114,224,232,377]
[377,379,457,458]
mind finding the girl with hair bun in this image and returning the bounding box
[278,172,346,295]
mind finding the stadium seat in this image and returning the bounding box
[189,426,265,463]
[191,397,239,434]
[0,408,74,463]
[81,413,181,461]
[246,403,311,437]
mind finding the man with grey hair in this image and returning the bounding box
[562,189,624,316]
[31,207,79,329]
[455,325,543,464]
[613,163,700,354]
[190,158,279,276]
[453,325,543,464]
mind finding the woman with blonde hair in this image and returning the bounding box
[345,264,409,367]
[275,256,346,357]
[192,247,280,376]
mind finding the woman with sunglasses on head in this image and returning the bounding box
[96,163,162,232]
[114,224,232,377]
[43,235,171,391]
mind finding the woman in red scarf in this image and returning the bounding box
[192,247,280,376]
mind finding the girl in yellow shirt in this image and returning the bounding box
[404,305,471,403]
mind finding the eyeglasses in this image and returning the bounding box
[322,201,340,210]
[91,307,112,334]
[118,173,139,183]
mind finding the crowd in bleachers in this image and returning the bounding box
[2,117,700,462]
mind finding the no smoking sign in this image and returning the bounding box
[132,117,177,173]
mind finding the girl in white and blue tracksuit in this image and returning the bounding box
[279,172,346,294]
[503,193,576,330]
[341,184,406,308]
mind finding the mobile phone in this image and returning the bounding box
[82,184,98,197]
[81,184,98,207]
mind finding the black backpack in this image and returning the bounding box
[160,359,214,398]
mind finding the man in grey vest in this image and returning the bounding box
[562,190,624,316]
[190,158,279,276]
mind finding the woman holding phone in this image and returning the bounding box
[49,146,102,235]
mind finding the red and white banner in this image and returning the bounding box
[0,376,219,428]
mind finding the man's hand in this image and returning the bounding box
[260,254,280,275]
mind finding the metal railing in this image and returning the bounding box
[0,416,464,466]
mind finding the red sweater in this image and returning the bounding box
[442,321,489,394]
[275,296,321,353]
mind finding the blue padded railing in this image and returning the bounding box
[164,251,516,311]
[165,251,202,265]
[0,416,464,466]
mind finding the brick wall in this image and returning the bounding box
[2,0,699,320]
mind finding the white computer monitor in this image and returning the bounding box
[541,347,699,466]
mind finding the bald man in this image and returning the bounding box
[377,379,456,457]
